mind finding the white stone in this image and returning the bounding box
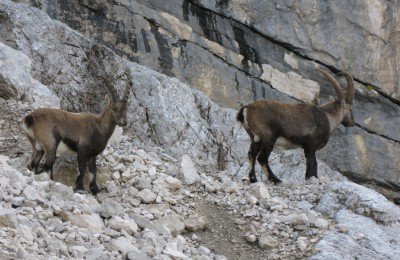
[108,216,139,235]
[65,213,104,232]
[297,237,308,251]
[179,155,199,185]
[0,210,18,228]
[70,246,88,258]
[152,214,185,236]
[314,218,329,229]
[22,186,45,203]
[136,189,157,203]
[283,213,309,226]
[112,172,121,180]
[245,234,257,243]
[99,198,124,219]
[248,182,270,199]
[246,194,258,205]
[184,215,207,231]
[259,234,278,249]
[198,246,211,256]
[164,176,183,190]
[106,237,138,254]
[163,247,188,259]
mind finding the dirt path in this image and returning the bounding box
[192,200,268,260]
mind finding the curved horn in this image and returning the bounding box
[102,76,119,102]
[122,80,132,106]
[316,68,344,100]
[336,71,355,104]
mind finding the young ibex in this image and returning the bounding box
[22,73,131,195]
[237,69,355,183]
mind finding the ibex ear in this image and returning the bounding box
[328,96,335,102]
[340,99,346,106]
[105,94,113,107]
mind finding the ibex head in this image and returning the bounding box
[318,69,355,127]
[336,72,355,127]
[103,75,131,127]
[88,44,132,127]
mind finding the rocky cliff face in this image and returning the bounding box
[14,0,400,198]
[0,0,400,259]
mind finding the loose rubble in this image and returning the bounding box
[0,1,399,259]
[1,132,399,259]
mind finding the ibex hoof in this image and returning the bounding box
[90,187,100,196]
[249,177,258,183]
[271,179,282,184]
[76,189,86,194]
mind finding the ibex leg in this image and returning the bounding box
[27,136,44,174]
[248,141,261,183]
[42,139,59,181]
[75,149,88,194]
[304,149,318,179]
[88,156,100,195]
[257,143,282,184]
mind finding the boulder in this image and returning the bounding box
[99,198,124,219]
[0,209,18,228]
[62,213,104,233]
[136,189,157,204]
[108,216,139,236]
[106,237,138,254]
[179,155,199,185]
[184,215,207,232]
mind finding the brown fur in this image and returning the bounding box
[238,69,355,183]
[23,80,131,195]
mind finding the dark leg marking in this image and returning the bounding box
[30,150,44,175]
[257,143,282,184]
[43,148,57,181]
[305,149,318,179]
[248,141,261,183]
[88,156,100,195]
[75,149,88,194]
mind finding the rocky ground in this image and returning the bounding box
[0,1,400,259]
[1,132,400,259]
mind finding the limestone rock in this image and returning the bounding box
[99,198,124,219]
[106,237,138,254]
[0,209,18,228]
[316,181,400,223]
[283,213,309,226]
[259,235,278,249]
[164,176,183,190]
[248,182,270,200]
[70,246,88,258]
[63,213,104,233]
[152,214,185,236]
[22,186,45,203]
[297,237,308,251]
[127,248,151,260]
[136,189,157,204]
[314,218,329,229]
[184,215,207,232]
[179,155,199,185]
[108,216,139,236]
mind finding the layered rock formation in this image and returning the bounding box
[0,0,400,259]
[14,0,400,197]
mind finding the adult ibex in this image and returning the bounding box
[23,67,131,195]
[237,69,355,184]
